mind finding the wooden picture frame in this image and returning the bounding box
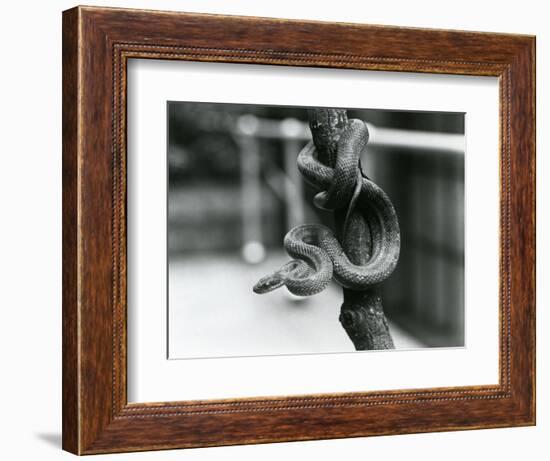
[62,5,535,455]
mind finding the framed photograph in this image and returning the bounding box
[62,6,535,455]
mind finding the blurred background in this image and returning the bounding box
[167,102,464,359]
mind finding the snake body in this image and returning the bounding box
[253,119,400,297]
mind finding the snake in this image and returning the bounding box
[253,118,400,297]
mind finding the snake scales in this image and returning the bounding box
[253,118,400,297]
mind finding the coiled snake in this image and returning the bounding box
[253,118,400,297]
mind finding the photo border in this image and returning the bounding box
[62,6,535,454]
[129,63,499,400]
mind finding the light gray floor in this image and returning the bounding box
[168,253,424,359]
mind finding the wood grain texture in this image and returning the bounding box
[62,5,536,455]
[62,7,80,454]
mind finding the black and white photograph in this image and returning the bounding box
[1,0,542,458]
[167,102,465,359]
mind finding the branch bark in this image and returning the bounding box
[308,108,395,350]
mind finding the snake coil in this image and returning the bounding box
[253,118,400,297]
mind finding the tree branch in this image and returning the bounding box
[308,108,395,350]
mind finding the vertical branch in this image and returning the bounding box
[308,108,395,350]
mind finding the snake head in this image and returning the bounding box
[253,273,285,294]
